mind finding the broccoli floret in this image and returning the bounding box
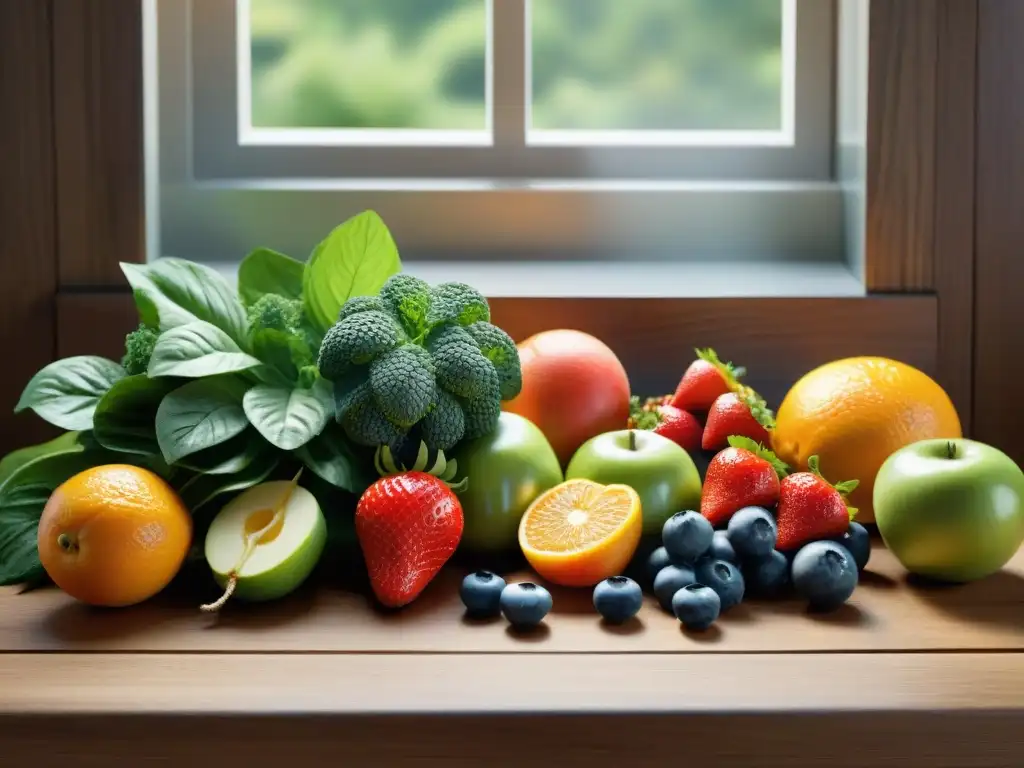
[379,274,432,337]
[460,377,503,440]
[427,325,498,399]
[317,310,403,379]
[465,321,522,400]
[426,282,490,328]
[419,389,466,451]
[248,294,303,336]
[369,345,436,428]
[338,383,406,447]
[121,324,159,375]
[317,275,521,451]
[338,295,386,321]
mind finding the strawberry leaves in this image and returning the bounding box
[806,455,860,519]
[695,347,746,391]
[737,385,776,430]
[727,435,789,479]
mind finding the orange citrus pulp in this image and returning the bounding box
[518,479,642,587]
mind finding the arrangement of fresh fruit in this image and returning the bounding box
[2,210,1022,648]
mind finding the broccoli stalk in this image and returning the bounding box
[317,275,523,452]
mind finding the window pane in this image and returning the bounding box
[530,0,784,132]
[248,0,488,130]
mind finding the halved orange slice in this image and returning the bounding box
[518,479,642,587]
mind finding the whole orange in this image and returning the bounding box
[772,357,962,523]
[38,465,193,607]
[504,329,631,466]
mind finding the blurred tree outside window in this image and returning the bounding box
[248,0,784,134]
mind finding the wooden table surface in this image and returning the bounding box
[1,541,1022,767]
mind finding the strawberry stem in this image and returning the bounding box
[726,435,789,478]
[806,455,860,520]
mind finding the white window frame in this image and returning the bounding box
[147,0,845,267]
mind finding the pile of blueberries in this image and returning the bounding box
[459,508,871,631]
[648,508,871,630]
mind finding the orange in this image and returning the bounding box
[772,357,962,523]
[518,479,642,587]
[37,464,192,607]
[504,330,631,467]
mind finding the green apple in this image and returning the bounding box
[565,429,702,536]
[204,479,327,602]
[451,412,563,553]
[874,438,1024,582]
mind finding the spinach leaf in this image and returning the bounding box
[148,321,262,379]
[294,423,367,493]
[155,376,250,464]
[0,432,82,488]
[238,247,305,308]
[252,328,314,382]
[179,451,280,512]
[15,356,125,431]
[302,210,402,333]
[121,259,248,344]
[242,380,331,451]
[175,430,266,476]
[92,375,179,456]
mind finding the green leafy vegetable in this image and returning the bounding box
[14,356,125,431]
[243,379,332,451]
[294,423,366,493]
[303,211,402,333]
[148,321,262,379]
[178,451,280,512]
[0,432,82,488]
[92,375,180,456]
[252,328,312,383]
[238,248,305,307]
[176,431,266,476]
[155,377,250,464]
[121,259,247,344]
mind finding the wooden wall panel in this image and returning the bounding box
[0,2,57,453]
[58,292,939,413]
[975,0,1024,465]
[53,0,145,286]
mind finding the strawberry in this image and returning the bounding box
[775,456,859,552]
[701,436,789,527]
[628,396,702,453]
[356,470,464,608]
[702,387,774,452]
[669,348,746,413]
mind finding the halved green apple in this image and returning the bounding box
[203,479,326,604]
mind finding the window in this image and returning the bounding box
[149,0,848,283]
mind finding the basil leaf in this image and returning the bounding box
[0,447,118,586]
[0,432,82,488]
[175,431,265,476]
[252,328,313,382]
[238,247,305,308]
[302,210,402,333]
[155,377,250,464]
[179,451,280,512]
[294,423,367,493]
[92,375,179,456]
[148,321,262,379]
[243,380,331,451]
[15,356,125,431]
[121,259,247,344]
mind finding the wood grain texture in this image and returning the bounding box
[0,707,1021,768]
[933,0,978,434]
[1,543,1021,653]
[866,0,937,291]
[58,291,940,409]
[0,1,57,454]
[52,0,145,286]
[975,0,1024,466]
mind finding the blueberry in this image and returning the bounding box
[459,570,507,617]
[499,582,553,627]
[695,558,745,612]
[831,522,871,572]
[707,530,738,565]
[791,541,858,611]
[662,511,714,564]
[653,564,697,611]
[671,584,721,631]
[593,576,643,624]
[726,506,777,560]
[646,546,672,584]
[743,550,790,597]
